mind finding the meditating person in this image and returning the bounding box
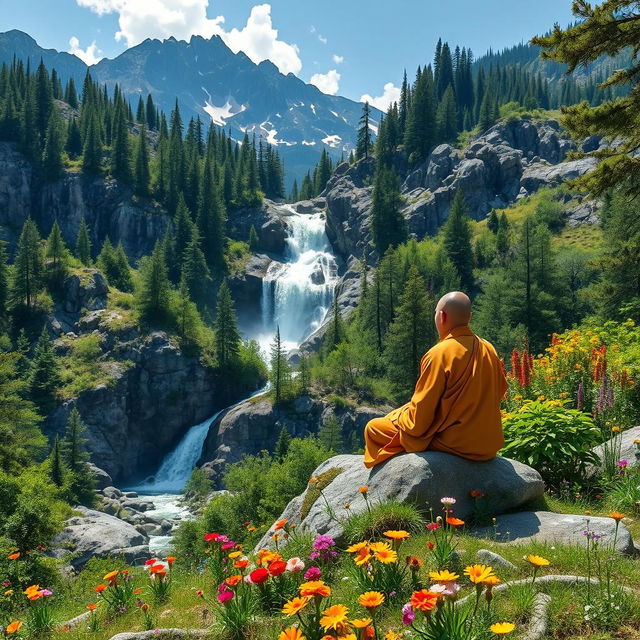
[364,291,507,468]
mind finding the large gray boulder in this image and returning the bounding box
[49,507,150,570]
[591,426,640,468]
[520,157,597,193]
[257,452,544,547]
[472,511,635,554]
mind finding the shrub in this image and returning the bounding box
[502,400,600,485]
[183,467,212,501]
[342,500,425,543]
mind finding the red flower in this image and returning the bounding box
[269,561,287,577]
[204,533,221,543]
[426,523,440,531]
[426,542,434,550]
[94,585,106,593]
[249,568,270,584]
[144,558,156,566]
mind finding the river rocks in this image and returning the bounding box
[88,463,113,490]
[49,507,150,570]
[199,394,390,488]
[257,452,544,547]
[472,511,635,554]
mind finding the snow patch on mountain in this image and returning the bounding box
[322,134,342,148]
[202,89,247,126]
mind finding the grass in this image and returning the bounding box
[342,500,425,542]
[299,466,343,521]
[37,520,639,640]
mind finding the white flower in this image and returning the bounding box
[440,497,457,505]
[285,557,305,573]
[584,615,591,621]
[584,605,591,611]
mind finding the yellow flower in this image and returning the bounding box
[464,565,495,584]
[612,426,621,433]
[353,547,372,566]
[300,581,331,598]
[490,622,516,634]
[346,541,369,553]
[103,570,119,582]
[228,551,242,559]
[358,591,385,609]
[527,555,550,567]
[320,604,349,631]
[428,569,460,582]
[383,530,410,541]
[483,575,501,587]
[369,542,397,564]
[282,597,311,616]
[384,633,402,640]
[279,627,306,640]
[536,395,545,402]
[351,618,372,628]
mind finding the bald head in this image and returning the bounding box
[435,291,472,338]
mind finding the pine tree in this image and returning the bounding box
[10,218,43,312]
[64,77,79,109]
[274,425,291,460]
[269,326,291,406]
[437,85,458,143]
[356,102,372,160]
[65,117,82,159]
[298,355,310,395]
[136,242,171,324]
[29,327,61,414]
[384,266,433,400]
[442,190,474,291]
[317,415,343,453]
[404,66,437,164]
[174,195,195,265]
[0,236,7,318]
[45,220,69,286]
[134,123,151,197]
[75,217,92,266]
[324,296,344,354]
[48,435,67,488]
[182,228,212,310]
[34,59,53,140]
[61,407,96,506]
[487,209,500,234]
[248,225,260,252]
[111,101,132,183]
[82,111,102,175]
[42,105,64,182]
[214,280,241,368]
[146,94,156,130]
[370,166,406,255]
[174,276,202,343]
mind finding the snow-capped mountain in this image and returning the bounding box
[0,30,381,185]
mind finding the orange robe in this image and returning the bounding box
[364,326,507,468]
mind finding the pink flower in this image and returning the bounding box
[40,589,53,597]
[402,603,415,625]
[217,590,234,603]
[286,557,305,573]
[243,575,253,585]
[221,542,235,551]
[430,582,460,597]
[304,567,321,580]
[426,523,441,531]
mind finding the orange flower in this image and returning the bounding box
[405,555,423,570]
[320,604,349,631]
[300,581,331,598]
[370,542,397,564]
[166,556,176,565]
[275,519,288,531]
[446,517,465,527]
[225,575,242,587]
[28,593,41,601]
[346,541,369,553]
[86,603,97,611]
[610,512,626,521]
[269,560,288,577]
[6,621,22,634]
[23,585,40,597]
[234,559,249,570]
[279,627,306,640]
[383,530,410,541]
[409,589,440,611]
[150,564,167,574]
[483,575,501,587]
[94,584,106,593]
[103,570,119,582]
[354,547,372,566]
[470,490,485,499]
[282,596,311,616]
[359,486,369,494]
[527,555,550,567]
[134,588,142,595]
[7,553,20,560]
[358,591,385,609]
[464,565,495,584]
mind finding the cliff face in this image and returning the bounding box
[46,270,259,483]
[0,142,170,261]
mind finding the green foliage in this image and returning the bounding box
[10,218,44,313]
[274,425,291,461]
[248,225,260,252]
[214,280,241,368]
[75,216,92,266]
[317,415,344,453]
[443,190,474,291]
[60,407,96,506]
[29,327,61,414]
[183,467,212,501]
[342,500,425,543]
[502,400,601,486]
[355,102,372,160]
[41,104,64,182]
[45,220,70,288]
[269,327,292,405]
[0,352,45,473]
[97,238,133,292]
[370,165,406,255]
[136,242,171,324]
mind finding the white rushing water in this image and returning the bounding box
[260,205,339,351]
[129,205,338,550]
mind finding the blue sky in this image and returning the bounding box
[4,0,576,107]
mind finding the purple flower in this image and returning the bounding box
[402,603,415,626]
[313,535,336,551]
[304,567,321,580]
[308,551,320,560]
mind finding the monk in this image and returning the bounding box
[364,291,507,468]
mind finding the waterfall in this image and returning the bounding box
[131,204,338,497]
[261,205,339,348]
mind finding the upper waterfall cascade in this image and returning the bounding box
[261,205,339,348]
[130,205,339,495]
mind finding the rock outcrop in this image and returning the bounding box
[323,117,597,261]
[49,507,150,570]
[472,511,635,554]
[257,451,545,547]
[199,394,391,488]
[591,426,640,468]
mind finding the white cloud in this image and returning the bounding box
[68,36,104,65]
[360,82,401,111]
[309,69,340,95]
[309,24,327,44]
[75,1,302,75]
[332,54,344,64]
[318,34,327,44]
